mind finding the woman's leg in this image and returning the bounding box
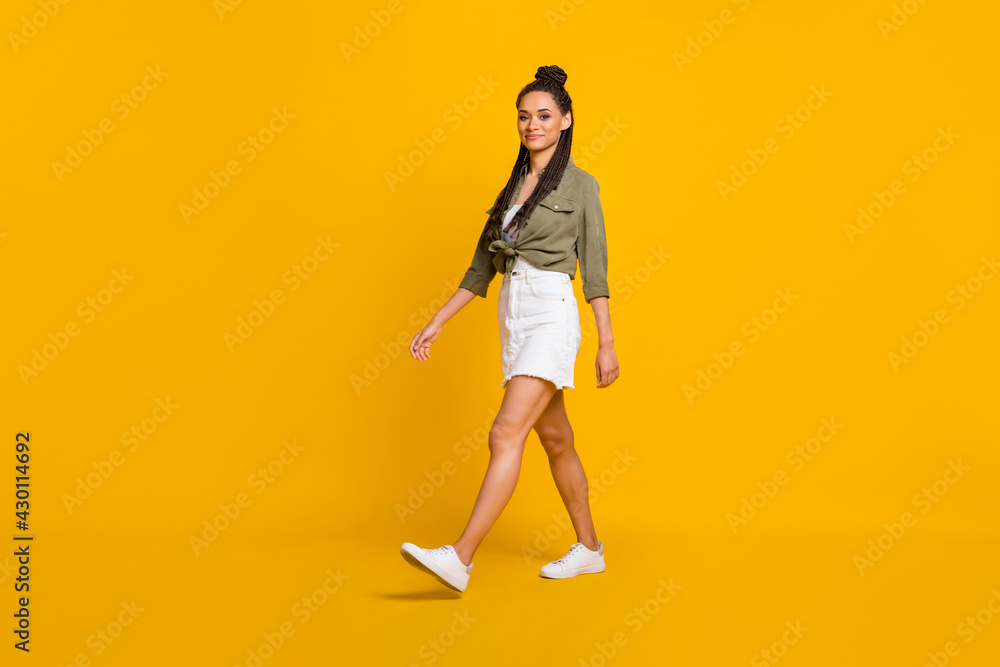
[532,389,599,550]
[450,375,557,566]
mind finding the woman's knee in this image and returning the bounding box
[488,419,525,455]
[537,422,574,457]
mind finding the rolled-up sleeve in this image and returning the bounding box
[458,211,499,298]
[578,177,609,303]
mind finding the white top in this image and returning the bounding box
[501,204,522,243]
[499,203,539,271]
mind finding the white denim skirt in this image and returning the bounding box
[498,255,582,390]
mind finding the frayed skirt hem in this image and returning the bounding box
[501,373,574,391]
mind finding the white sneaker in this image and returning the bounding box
[400,543,474,592]
[540,541,605,579]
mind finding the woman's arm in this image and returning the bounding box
[588,295,619,387]
[578,177,618,386]
[432,287,477,327]
[409,287,477,361]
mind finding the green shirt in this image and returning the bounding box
[458,155,610,304]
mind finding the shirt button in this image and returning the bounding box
[554,205,559,209]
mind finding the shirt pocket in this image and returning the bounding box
[531,195,579,244]
[538,194,577,213]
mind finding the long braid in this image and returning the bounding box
[482,143,528,242]
[481,65,575,242]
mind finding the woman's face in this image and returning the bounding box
[518,91,571,153]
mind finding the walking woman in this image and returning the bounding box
[400,65,619,593]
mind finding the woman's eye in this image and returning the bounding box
[541,115,549,119]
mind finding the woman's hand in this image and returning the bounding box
[595,342,619,388]
[410,319,443,361]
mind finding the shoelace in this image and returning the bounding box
[430,545,470,568]
[553,543,585,564]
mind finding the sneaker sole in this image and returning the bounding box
[399,544,467,592]
[540,562,606,579]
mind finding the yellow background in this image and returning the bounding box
[1,0,998,665]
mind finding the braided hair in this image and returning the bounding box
[481,65,575,242]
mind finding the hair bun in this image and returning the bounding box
[535,65,567,86]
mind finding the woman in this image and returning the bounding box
[400,65,619,593]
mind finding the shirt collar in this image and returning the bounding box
[519,155,575,177]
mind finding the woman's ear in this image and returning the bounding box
[563,112,572,130]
